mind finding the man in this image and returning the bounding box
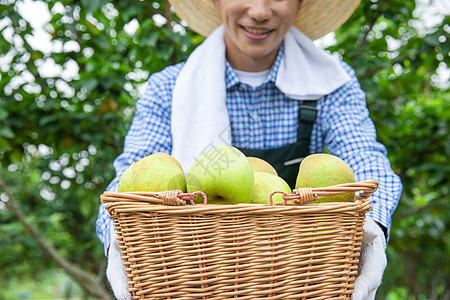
[97,0,402,299]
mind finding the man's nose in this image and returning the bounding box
[247,0,272,22]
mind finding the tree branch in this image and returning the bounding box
[359,53,418,81]
[0,176,113,300]
[164,0,174,31]
[353,8,383,60]
[359,65,385,81]
[394,197,448,219]
[129,0,160,16]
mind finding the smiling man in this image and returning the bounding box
[215,0,301,71]
[96,1,402,299]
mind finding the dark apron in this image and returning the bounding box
[238,100,318,189]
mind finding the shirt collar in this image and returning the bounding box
[225,60,240,89]
[225,43,284,89]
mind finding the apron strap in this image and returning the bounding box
[238,99,320,188]
[297,100,318,141]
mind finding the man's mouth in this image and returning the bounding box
[242,26,273,35]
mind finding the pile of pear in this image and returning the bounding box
[117,146,355,205]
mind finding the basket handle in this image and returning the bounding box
[100,190,208,206]
[270,179,378,206]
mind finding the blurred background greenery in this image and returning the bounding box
[0,0,448,299]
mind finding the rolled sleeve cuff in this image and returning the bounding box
[96,203,113,256]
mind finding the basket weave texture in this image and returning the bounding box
[101,180,377,300]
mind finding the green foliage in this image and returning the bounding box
[0,0,448,298]
[3,270,92,300]
[0,0,200,293]
[332,1,449,298]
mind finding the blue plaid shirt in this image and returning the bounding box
[96,48,402,254]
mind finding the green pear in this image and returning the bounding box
[247,157,278,175]
[251,172,292,204]
[118,153,186,192]
[151,152,183,172]
[186,145,254,204]
[295,153,355,202]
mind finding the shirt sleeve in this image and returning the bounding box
[95,69,176,255]
[311,62,402,238]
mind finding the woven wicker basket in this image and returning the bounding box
[101,179,377,300]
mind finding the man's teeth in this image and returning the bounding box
[245,27,270,35]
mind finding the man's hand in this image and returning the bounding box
[106,227,131,300]
[352,216,388,300]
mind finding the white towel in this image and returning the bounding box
[171,25,350,173]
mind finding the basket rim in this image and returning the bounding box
[101,179,377,210]
[103,198,372,216]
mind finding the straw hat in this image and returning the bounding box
[168,0,361,40]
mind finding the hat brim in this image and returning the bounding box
[169,0,361,40]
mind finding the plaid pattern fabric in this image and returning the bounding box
[96,49,402,254]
